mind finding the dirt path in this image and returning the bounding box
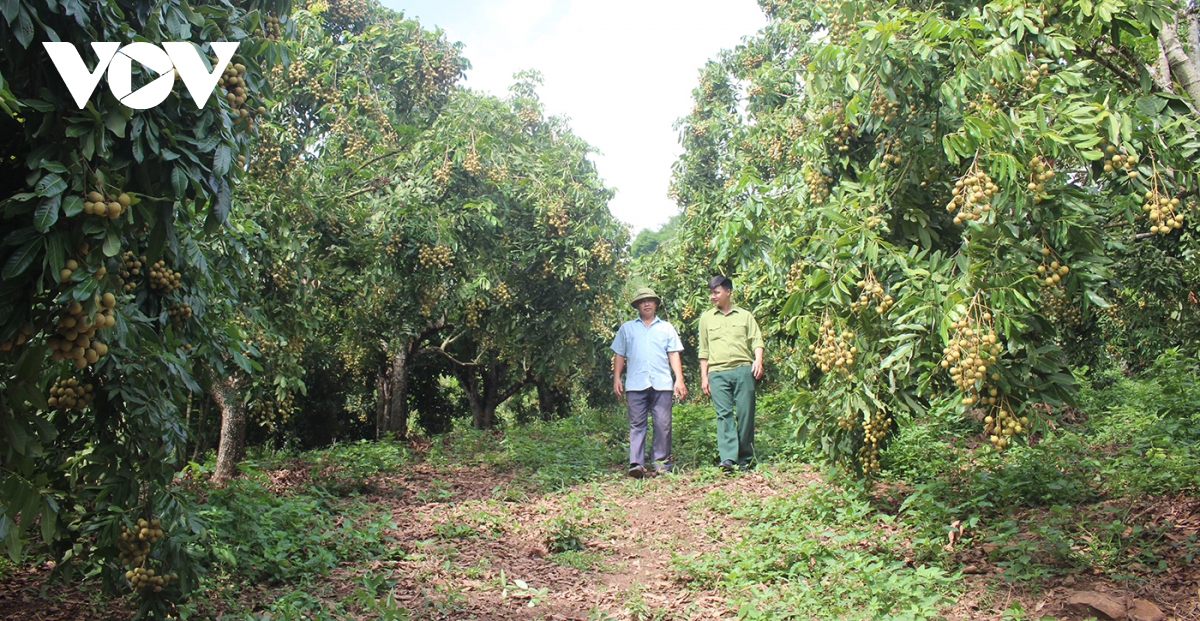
[371,464,818,621]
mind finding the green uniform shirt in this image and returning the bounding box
[698,306,764,372]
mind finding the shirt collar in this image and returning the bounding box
[636,315,662,326]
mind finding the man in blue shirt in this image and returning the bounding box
[611,287,687,478]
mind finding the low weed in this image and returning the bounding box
[674,482,955,620]
[197,470,395,585]
[309,439,409,495]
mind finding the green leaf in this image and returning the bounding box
[171,167,188,199]
[213,144,232,177]
[62,195,84,217]
[35,173,66,197]
[846,73,860,91]
[33,194,61,232]
[3,238,42,279]
[103,230,120,257]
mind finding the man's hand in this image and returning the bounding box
[674,379,688,402]
[751,359,764,380]
[701,376,710,397]
[613,377,624,398]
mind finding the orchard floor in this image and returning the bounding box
[3,460,1199,621]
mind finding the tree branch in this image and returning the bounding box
[497,369,534,404]
[1188,3,1200,75]
[1079,46,1141,91]
[1159,12,1200,117]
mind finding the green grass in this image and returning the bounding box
[175,353,1199,617]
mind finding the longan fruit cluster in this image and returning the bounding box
[1036,247,1070,287]
[809,318,856,374]
[463,298,485,327]
[256,14,282,41]
[83,190,128,219]
[326,0,369,26]
[879,152,902,170]
[870,94,900,122]
[830,124,854,153]
[418,283,446,317]
[1040,287,1081,328]
[493,281,512,304]
[518,106,540,125]
[590,239,612,263]
[544,206,568,236]
[1141,188,1185,234]
[805,166,833,205]
[0,324,33,352]
[681,303,696,321]
[851,271,894,314]
[941,310,1003,406]
[433,158,453,186]
[417,244,453,269]
[167,302,192,325]
[127,566,175,593]
[251,392,294,423]
[786,261,806,293]
[48,296,116,368]
[1022,63,1049,88]
[117,252,145,293]
[1027,156,1055,203]
[118,518,161,566]
[462,149,482,175]
[47,376,94,410]
[858,410,891,473]
[967,91,997,113]
[1100,143,1139,179]
[218,62,263,121]
[57,258,104,283]
[487,161,509,184]
[984,401,1028,450]
[947,165,997,224]
[148,261,182,293]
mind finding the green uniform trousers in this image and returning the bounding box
[709,364,756,465]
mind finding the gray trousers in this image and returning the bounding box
[627,389,672,466]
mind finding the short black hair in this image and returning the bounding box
[708,275,733,290]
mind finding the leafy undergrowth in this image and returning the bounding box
[3,358,1199,620]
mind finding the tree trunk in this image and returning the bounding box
[458,358,533,430]
[375,366,391,440]
[190,396,208,462]
[1160,12,1200,115]
[211,375,247,483]
[535,379,570,421]
[1187,4,1199,75]
[387,348,410,438]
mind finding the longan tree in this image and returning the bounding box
[643,0,1200,474]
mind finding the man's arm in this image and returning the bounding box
[748,314,765,380]
[613,353,626,397]
[668,351,687,401]
[700,358,711,396]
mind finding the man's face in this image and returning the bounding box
[637,298,658,316]
[709,285,731,307]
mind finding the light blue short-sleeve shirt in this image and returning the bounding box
[610,316,684,392]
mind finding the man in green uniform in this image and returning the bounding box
[698,275,764,472]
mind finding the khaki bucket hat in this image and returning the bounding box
[629,287,661,308]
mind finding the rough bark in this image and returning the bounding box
[535,379,571,421]
[1160,12,1200,115]
[387,347,410,438]
[1188,4,1200,74]
[211,375,247,483]
[374,366,390,440]
[190,396,209,462]
[458,358,533,429]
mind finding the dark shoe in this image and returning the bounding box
[737,463,754,472]
[719,460,735,472]
[628,464,645,479]
[652,461,673,475]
